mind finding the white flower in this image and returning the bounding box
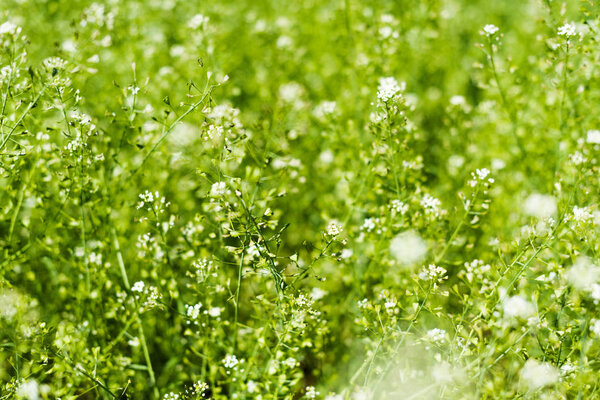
[206,124,224,140]
[503,295,535,319]
[185,303,202,319]
[188,14,209,30]
[377,77,405,102]
[340,248,353,259]
[357,298,369,309]
[560,362,576,375]
[558,22,577,37]
[469,168,494,187]
[360,217,379,233]
[326,221,342,237]
[16,380,40,400]
[389,230,427,266]
[570,151,586,165]
[128,85,140,95]
[0,21,19,36]
[284,357,297,368]
[425,328,446,343]
[223,354,239,369]
[319,150,335,164]
[210,181,227,197]
[310,287,327,300]
[389,199,409,215]
[208,307,221,317]
[592,284,600,302]
[131,281,145,292]
[418,264,447,282]
[449,95,466,106]
[572,206,592,223]
[279,82,304,104]
[313,101,337,119]
[475,168,490,180]
[590,319,600,336]
[247,380,258,393]
[305,386,319,399]
[190,381,209,396]
[523,193,557,219]
[520,359,559,389]
[587,130,600,144]
[421,194,442,215]
[566,257,600,292]
[482,24,499,36]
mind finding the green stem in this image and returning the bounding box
[112,226,159,399]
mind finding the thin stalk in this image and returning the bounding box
[555,41,569,175]
[130,82,217,176]
[233,247,245,349]
[112,226,160,399]
[487,41,525,157]
[0,83,47,152]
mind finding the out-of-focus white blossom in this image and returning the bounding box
[389,230,427,266]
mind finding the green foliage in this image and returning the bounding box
[1,0,600,399]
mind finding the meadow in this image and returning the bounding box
[2,0,600,398]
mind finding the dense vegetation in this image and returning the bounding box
[2,0,600,398]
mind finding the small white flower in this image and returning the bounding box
[558,22,577,38]
[572,206,592,223]
[587,130,600,144]
[313,101,337,119]
[247,380,258,393]
[418,264,447,282]
[210,181,227,197]
[503,295,535,319]
[340,248,353,259]
[208,307,221,317]
[566,257,600,292]
[377,77,405,102]
[360,217,379,233]
[469,168,494,187]
[188,14,209,30]
[520,358,559,389]
[449,95,466,106]
[305,386,319,399]
[389,199,409,215]
[284,357,297,368]
[326,221,342,237]
[16,380,40,400]
[186,303,202,319]
[131,281,145,292]
[475,168,490,180]
[590,319,600,336]
[523,193,557,219]
[310,287,327,300]
[482,24,499,36]
[389,230,427,266]
[384,300,396,313]
[425,328,446,343]
[421,194,442,215]
[223,354,239,369]
[279,82,304,104]
[357,298,369,309]
[0,21,19,36]
[570,151,586,165]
